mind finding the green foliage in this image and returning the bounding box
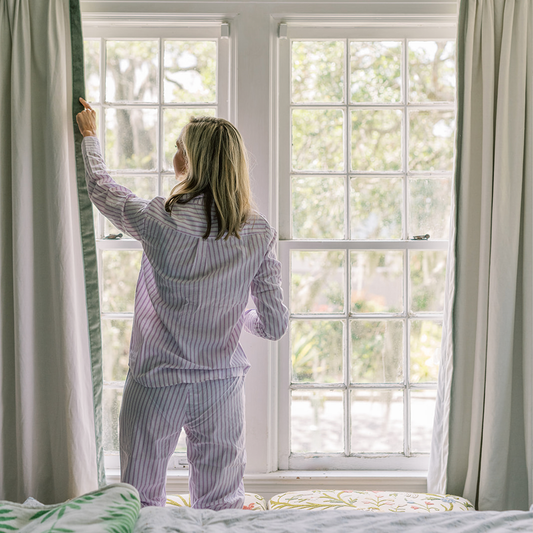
[351,108,402,171]
[408,41,456,102]
[350,41,402,103]
[106,40,159,103]
[164,41,217,103]
[101,40,217,171]
[103,389,123,451]
[292,108,344,171]
[409,110,455,171]
[292,176,344,239]
[351,320,403,383]
[350,251,403,313]
[83,40,100,102]
[291,250,344,313]
[101,250,142,313]
[409,251,447,313]
[292,41,344,103]
[350,177,402,240]
[102,319,132,382]
[410,321,441,382]
[291,320,343,383]
[105,108,158,170]
[409,177,452,239]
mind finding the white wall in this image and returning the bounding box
[83,0,458,494]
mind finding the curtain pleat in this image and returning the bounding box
[428,0,533,511]
[0,0,104,503]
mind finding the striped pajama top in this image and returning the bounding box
[81,136,289,387]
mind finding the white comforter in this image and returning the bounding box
[134,507,533,532]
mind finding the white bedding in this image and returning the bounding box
[134,506,533,532]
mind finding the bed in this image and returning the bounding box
[1,483,531,532]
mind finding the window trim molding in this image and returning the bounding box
[82,12,237,28]
[105,468,428,499]
[272,14,457,29]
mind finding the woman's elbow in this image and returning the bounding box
[266,309,289,341]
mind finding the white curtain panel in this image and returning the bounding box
[428,0,533,511]
[0,0,100,502]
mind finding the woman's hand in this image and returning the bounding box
[76,97,97,137]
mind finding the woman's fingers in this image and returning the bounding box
[76,99,97,136]
[79,97,94,112]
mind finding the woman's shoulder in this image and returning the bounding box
[241,211,275,238]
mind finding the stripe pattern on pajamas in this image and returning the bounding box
[120,374,246,509]
[81,136,288,509]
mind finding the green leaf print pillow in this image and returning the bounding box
[0,482,140,533]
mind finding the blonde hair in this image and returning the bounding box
[165,116,255,240]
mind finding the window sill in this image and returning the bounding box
[106,469,428,500]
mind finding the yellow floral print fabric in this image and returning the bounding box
[268,490,475,512]
[166,493,267,511]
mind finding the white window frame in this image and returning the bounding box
[276,23,457,471]
[82,18,233,471]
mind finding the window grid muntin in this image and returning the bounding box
[86,35,220,456]
[287,37,453,459]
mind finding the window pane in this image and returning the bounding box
[410,251,447,313]
[104,176,158,236]
[102,319,132,382]
[351,109,402,171]
[350,41,402,103]
[351,389,403,452]
[410,320,441,383]
[410,389,437,452]
[292,176,344,239]
[350,251,403,313]
[409,110,455,171]
[102,251,142,313]
[409,178,451,240]
[164,41,217,103]
[291,251,345,313]
[103,387,122,451]
[176,431,187,453]
[105,108,158,170]
[162,174,178,197]
[350,177,402,240]
[351,320,404,383]
[106,41,158,103]
[409,41,456,103]
[163,108,216,171]
[292,41,345,103]
[291,320,343,384]
[292,109,344,171]
[291,390,344,453]
[84,40,100,102]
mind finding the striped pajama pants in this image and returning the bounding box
[119,373,246,509]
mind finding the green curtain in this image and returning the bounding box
[428,0,533,511]
[70,0,105,491]
[0,0,104,502]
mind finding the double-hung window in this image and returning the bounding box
[82,20,230,469]
[277,24,456,470]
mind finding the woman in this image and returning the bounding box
[76,98,288,509]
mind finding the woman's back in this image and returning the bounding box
[127,193,285,387]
